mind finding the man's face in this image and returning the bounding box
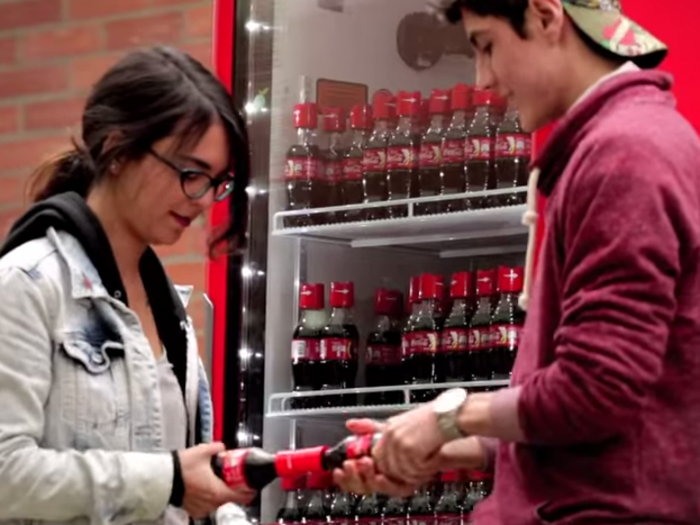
[462,2,569,132]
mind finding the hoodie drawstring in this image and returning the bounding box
[518,168,540,311]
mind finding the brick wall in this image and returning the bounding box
[0,0,215,357]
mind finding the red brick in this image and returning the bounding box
[67,0,150,20]
[0,206,24,240]
[150,0,196,6]
[71,53,123,90]
[166,260,206,292]
[22,25,102,61]
[0,37,17,66]
[0,106,19,136]
[0,135,70,172]
[0,0,61,32]
[179,41,212,68]
[0,174,27,207]
[187,296,206,332]
[25,97,86,131]
[184,5,211,39]
[106,12,183,51]
[0,66,69,100]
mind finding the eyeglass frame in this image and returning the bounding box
[148,148,235,202]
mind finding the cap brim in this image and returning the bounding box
[563,3,668,68]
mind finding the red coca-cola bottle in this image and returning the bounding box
[418,89,450,216]
[363,95,396,221]
[386,91,422,219]
[467,270,496,380]
[433,471,463,525]
[292,283,326,409]
[330,488,356,525]
[466,90,497,209]
[437,272,475,384]
[356,492,384,525]
[382,494,407,525]
[401,276,421,381]
[343,104,372,222]
[320,282,360,406]
[366,289,404,405]
[278,477,306,524]
[441,84,471,214]
[404,274,443,402]
[407,484,434,525]
[495,102,531,207]
[490,266,525,379]
[286,103,323,227]
[304,472,332,524]
[322,107,347,223]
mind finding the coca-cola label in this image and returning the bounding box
[468,327,493,350]
[490,324,521,348]
[440,328,469,352]
[356,518,381,525]
[291,339,320,361]
[466,137,493,161]
[434,515,462,525]
[343,157,363,180]
[387,146,418,170]
[442,138,465,164]
[216,450,250,490]
[496,133,532,158]
[419,143,442,167]
[409,516,433,525]
[285,157,320,180]
[363,148,386,172]
[325,160,342,182]
[320,338,352,360]
[407,331,439,354]
[367,344,401,365]
[401,334,411,358]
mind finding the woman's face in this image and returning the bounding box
[114,121,230,247]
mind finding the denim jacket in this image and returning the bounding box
[0,227,213,525]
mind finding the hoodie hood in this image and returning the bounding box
[533,70,675,197]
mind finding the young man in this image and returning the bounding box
[334,1,700,523]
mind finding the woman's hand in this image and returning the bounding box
[179,443,256,519]
[332,419,433,497]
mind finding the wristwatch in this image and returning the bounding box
[433,388,469,442]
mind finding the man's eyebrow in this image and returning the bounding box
[179,154,212,171]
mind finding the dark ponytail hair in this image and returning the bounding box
[28,45,250,255]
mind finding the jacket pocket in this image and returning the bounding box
[57,337,127,435]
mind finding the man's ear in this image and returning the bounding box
[527,0,566,44]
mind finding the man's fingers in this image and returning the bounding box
[346,418,385,435]
[334,461,370,495]
[200,441,226,457]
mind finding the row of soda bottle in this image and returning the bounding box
[277,470,492,525]
[284,84,531,227]
[291,266,524,408]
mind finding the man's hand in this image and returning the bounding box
[372,401,446,483]
[333,419,425,497]
[179,443,257,519]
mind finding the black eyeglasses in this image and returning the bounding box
[148,148,235,202]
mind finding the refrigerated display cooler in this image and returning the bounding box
[206,0,700,522]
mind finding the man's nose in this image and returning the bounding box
[475,60,496,91]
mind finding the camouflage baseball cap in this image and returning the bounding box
[563,0,667,67]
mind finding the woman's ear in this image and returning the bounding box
[102,131,124,174]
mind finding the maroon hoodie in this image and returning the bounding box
[474,71,700,524]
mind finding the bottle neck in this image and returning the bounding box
[374,118,391,133]
[472,105,492,126]
[373,313,393,333]
[475,296,493,315]
[417,298,437,318]
[284,489,298,509]
[329,306,354,326]
[328,131,342,150]
[297,127,315,146]
[351,129,367,147]
[300,308,326,329]
[449,109,467,129]
[428,114,445,133]
[396,114,416,135]
[448,298,470,317]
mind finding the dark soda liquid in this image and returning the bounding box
[437,299,473,384]
[342,153,365,222]
[363,145,389,221]
[319,323,359,407]
[366,326,403,405]
[285,143,323,227]
[467,296,493,380]
[418,136,443,216]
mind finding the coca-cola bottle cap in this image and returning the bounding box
[470,471,493,481]
[372,91,397,120]
[450,271,474,299]
[429,89,450,114]
[281,476,305,491]
[375,288,397,315]
[451,83,472,111]
[475,270,496,297]
[293,102,318,129]
[441,470,460,482]
[323,107,347,133]
[388,290,404,317]
[419,273,443,301]
[397,91,422,116]
[473,89,494,108]
[299,283,324,309]
[409,276,420,304]
[498,266,524,293]
[350,104,372,130]
[330,281,354,308]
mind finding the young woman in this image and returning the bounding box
[0,46,254,524]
